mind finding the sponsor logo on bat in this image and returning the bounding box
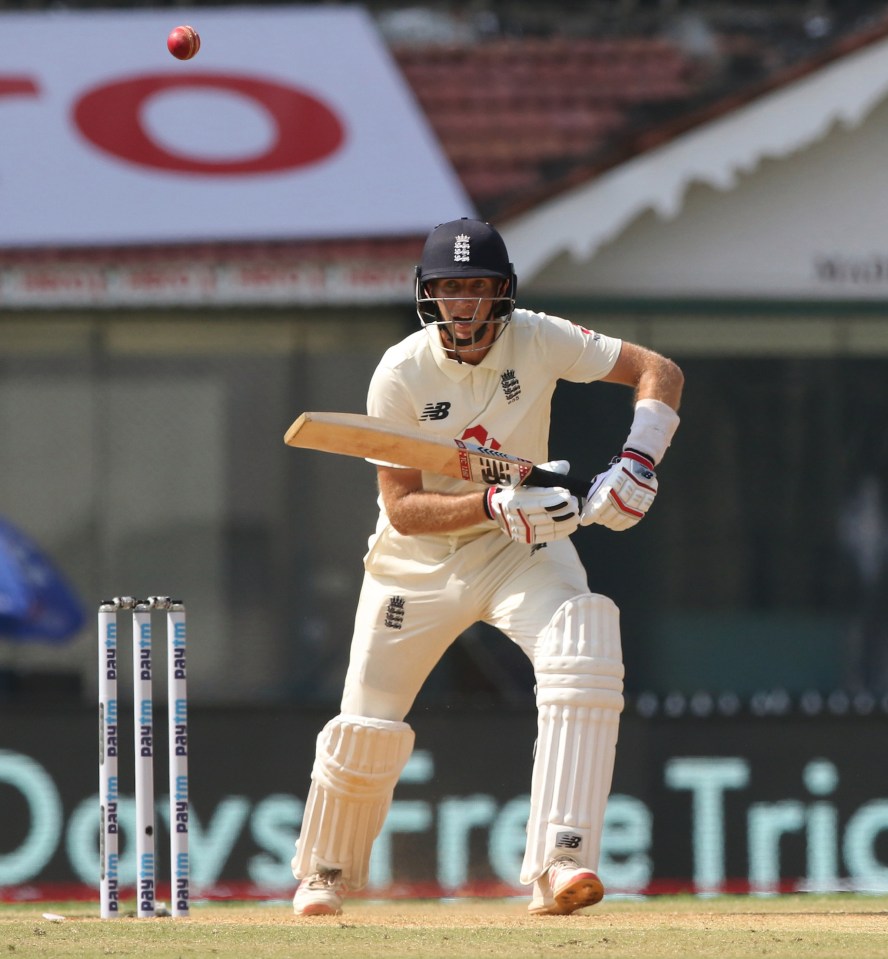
[455,439,532,464]
[475,457,521,487]
[454,440,533,487]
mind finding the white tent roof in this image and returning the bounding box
[502,31,888,297]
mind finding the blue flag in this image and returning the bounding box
[0,517,85,642]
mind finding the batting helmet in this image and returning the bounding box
[415,218,517,323]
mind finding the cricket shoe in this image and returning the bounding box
[528,857,604,916]
[292,868,346,916]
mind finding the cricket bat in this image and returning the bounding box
[284,411,592,500]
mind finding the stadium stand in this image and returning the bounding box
[2,2,887,258]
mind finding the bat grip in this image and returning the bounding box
[523,466,591,503]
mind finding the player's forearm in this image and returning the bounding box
[606,343,684,411]
[385,489,489,535]
[634,355,684,411]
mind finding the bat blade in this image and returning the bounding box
[284,411,592,500]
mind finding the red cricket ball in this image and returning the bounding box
[167,25,201,61]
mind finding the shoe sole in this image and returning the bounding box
[293,901,342,917]
[555,871,604,913]
[529,871,604,916]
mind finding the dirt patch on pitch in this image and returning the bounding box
[194,899,888,933]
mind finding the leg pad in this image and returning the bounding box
[292,713,414,890]
[521,594,624,885]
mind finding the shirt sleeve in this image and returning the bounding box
[364,355,415,468]
[366,355,415,423]
[536,313,622,383]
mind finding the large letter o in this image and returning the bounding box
[0,750,63,884]
[73,73,345,174]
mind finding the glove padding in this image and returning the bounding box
[580,451,658,531]
[486,460,580,545]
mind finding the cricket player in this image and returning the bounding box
[291,218,683,916]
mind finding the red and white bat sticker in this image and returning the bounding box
[455,441,533,488]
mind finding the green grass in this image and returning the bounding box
[2,895,887,959]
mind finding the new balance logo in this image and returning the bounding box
[478,457,514,487]
[501,369,521,404]
[420,402,451,421]
[555,832,583,850]
[384,596,405,630]
[454,233,471,262]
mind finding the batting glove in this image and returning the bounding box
[580,451,658,531]
[484,460,580,545]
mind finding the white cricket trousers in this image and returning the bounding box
[340,526,592,721]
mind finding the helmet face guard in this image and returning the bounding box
[415,218,517,353]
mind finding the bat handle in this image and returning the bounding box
[523,466,591,503]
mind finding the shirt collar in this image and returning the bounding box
[427,324,507,380]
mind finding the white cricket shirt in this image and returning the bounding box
[364,309,622,546]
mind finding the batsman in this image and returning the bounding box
[291,218,684,916]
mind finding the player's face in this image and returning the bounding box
[428,276,504,356]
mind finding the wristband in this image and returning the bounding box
[482,488,496,520]
[624,398,679,465]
